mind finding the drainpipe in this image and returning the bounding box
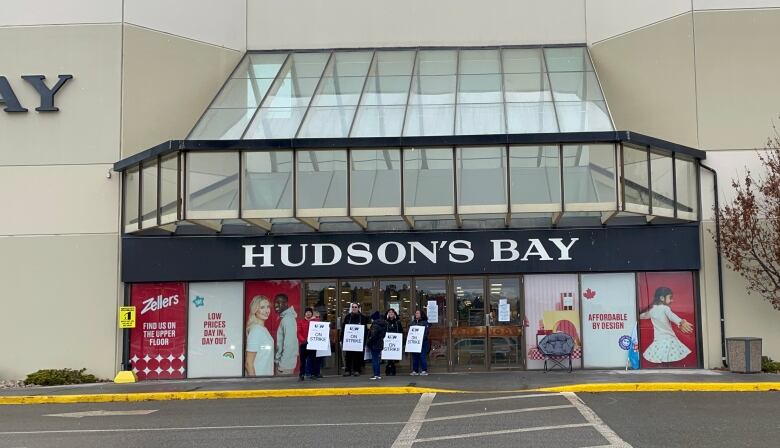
[700,163,727,366]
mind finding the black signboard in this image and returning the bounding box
[121,225,700,283]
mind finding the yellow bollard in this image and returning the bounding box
[113,370,137,383]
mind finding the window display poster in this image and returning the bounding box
[637,272,698,368]
[129,283,187,380]
[524,274,581,370]
[187,282,244,378]
[427,300,439,323]
[244,280,301,376]
[581,273,637,368]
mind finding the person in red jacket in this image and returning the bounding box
[297,307,317,381]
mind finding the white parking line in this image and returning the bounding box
[0,421,407,436]
[413,423,593,443]
[430,393,562,406]
[391,392,437,448]
[562,392,633,448]
[423,404,574,422]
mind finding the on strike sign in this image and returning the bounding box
[382,333,403,360]
[307,322,330,351]
[342,324,365,352]
[405,325,425,353]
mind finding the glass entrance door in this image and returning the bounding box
[414,279,448,372]
[452,278,487,370]
[381,279,412,373]
[488,277,523,369]
[304,281,338,374]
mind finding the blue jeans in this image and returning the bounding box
[412,341,428,373]
[371,349,382,377]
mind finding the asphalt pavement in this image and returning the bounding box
[1,390,777,448]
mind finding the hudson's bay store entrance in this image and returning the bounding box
[116,47,705,380]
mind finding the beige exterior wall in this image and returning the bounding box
[694,8,780,150]
[121,24,242,157]
[590,14,699,148]
[0,234,120,380]
[585,0,691,44]
[1,0,121,26]
[246,0,586,49]
[124,0,246,51]
[0,24,122,166]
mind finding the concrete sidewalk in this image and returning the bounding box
[1,369,778,404]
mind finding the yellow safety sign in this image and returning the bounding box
[119,306,136,329]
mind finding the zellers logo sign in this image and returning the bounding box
[140,294,180,315]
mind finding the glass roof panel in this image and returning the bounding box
[350,105,406,137]
[415,50,458,75]
[544,47,594,72]
[233,53,288,78]
[502,48,545,73]
[309,76,365,107]
[549,71,604,102]
[360,76,411,106]
[297,105,357,138]
[408,75,457,105]
[189,46,613,141]
[323,51,373,77]
[457,74,502,104]
[368,50,416,76]
[459,49,501,75]
[211,78,273,109]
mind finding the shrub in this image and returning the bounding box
[761,356,780,373]
[24,368,98,386]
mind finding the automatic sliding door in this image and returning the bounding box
[452,278,487,370]
[415,279,448,372]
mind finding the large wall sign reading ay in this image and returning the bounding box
[122,226,700,282]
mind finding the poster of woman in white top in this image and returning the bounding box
[245,295,274,376]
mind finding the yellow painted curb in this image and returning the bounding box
[535,382,780,393]
[0,386,456,405]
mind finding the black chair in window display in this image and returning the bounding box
[537,332,574,373]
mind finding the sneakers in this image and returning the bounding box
[410,371,419,376]
[343,371,352,377]
[353,372,360,377]
[369,376,382,380]
[420,371,429,376]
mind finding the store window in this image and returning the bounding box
[637,272,698,368]
[524,274,581,370]
[580,273,637,368]
[187,282,244,378]
[129,283,187,380]
[244,280,302,377]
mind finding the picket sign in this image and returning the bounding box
[306,321,330,351]
[382,332,403,360]
[316,343,331,358]
[342,324,365,352]
[405,325,425,353]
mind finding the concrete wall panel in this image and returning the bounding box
[694,9,780,150]
[0,164,118,236]
[0,24,122,165]
[0,234,119,380]
[121,25,242,157]
[590,14,698,147]
[694,0,780,10]
[247,0,585,49]
[124,0,246,51]
[1,0,121,26]
[585,0,691,44]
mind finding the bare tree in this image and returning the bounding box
[716,130,780,311]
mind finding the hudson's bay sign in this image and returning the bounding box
[122,226,700,282]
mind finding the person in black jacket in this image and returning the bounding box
[384,308,403,376]
[368,311,388,380]
[410,309,430,376]
[342,302,368,376]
